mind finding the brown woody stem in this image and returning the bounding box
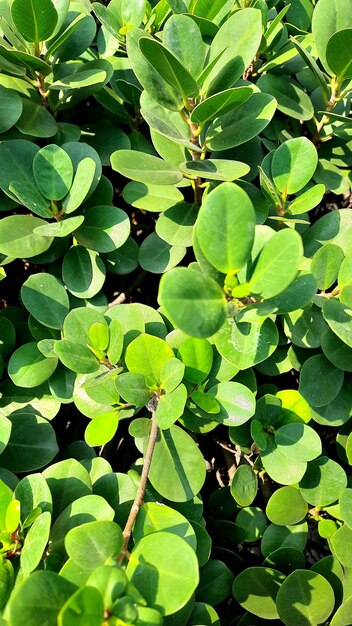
[117,395,159,564]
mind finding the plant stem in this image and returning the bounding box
[314,83,338,144]
[117,396,159,564]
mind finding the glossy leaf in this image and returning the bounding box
[196,182,255,274]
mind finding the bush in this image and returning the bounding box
[0,0,351,624]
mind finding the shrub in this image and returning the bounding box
[0,0,351,624]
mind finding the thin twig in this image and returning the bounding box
[117,395,159,564]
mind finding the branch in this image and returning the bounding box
[117,394,159,564]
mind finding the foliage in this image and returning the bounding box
[0,0,351,624]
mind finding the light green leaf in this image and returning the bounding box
[122,181,183,212]
[148,424,206,501]
[180,160,250,182]
[0,215,52,259]
[271,138,318,195]
[20,511,51,575]
[111,150,183,186]
[8,342,58,388]
[257,74,314,121]
[65,520,123,570]
[75,206,130,253]
[58,586,104,626]
[125,333,174,382]
[8,571,76,626]
[54,340,99,374]
[276,570,334,626]
[127,532,199,616]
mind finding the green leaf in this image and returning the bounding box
[16,100,57,138]
[271,138,318,195]
[331,596,352,626]
[75,206,130,253]
[65,520,122,570]
[139,37,199,100]
[133,501,196,550]
[122,181,183,212]
[299,354,344,407]
[0,139,38,195]
[8,342,58,388]
[11,0,58,43]
[159,267,227,338]
[20,511,51,575]
[163,14,205,77]
[177,337,212,384]
[311,243,344,290]
[197,559,234,606]
[191,87,254,125]
[326,28,352,81]
[15,473,52,523]
[43,461,93,524]
[208,382,255,426]
[299,456,347,506]
[215,318,278,369]
[180,160,250,182]
[231,465,258,507]
[323,299,352,348]
[139,232,186,274]
[0,412,58,472]
[62,246,106,299]
[8,571,76,626]
[148,424,206,501]
[62,157,96,215]
[196,182,255,274]
[54,340,99,374]
[140,90,201,154]
[0,215,52,259]
[111,150,183,186]
[34,216,84,238]
[233,567,284,620]
[155,384,187,429]
[275,423,322,463]
[206,93,277,151]
[126,29,183,112]
[33,145,73,201]
[0,45,52,74]
[288,184,325,216]
[312,0,352,75]
[276,570,335,626]
[156,202,197,247]
[290,37,329,98]
[0,86,23,133]
[160,358,185,394]
[58,586,104,626]
[205,8,262,91]
[257,74,314,121]
[339,488,352,529]
[330,524,352,568]
[249,229,303,299]
[21,273,69,330]
[266,487,308,525]
[127,532,198,616]
[125,333,174,382]
[115,373,150,406]
[261,438,307,486]
[9,181,52,219]
[0,415,11,456]
[261,521,308,557]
